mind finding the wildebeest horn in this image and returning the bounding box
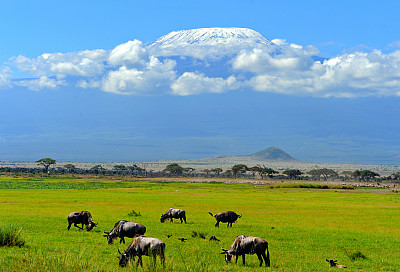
[118,249,121,254]
[104,231,109,234]
[221,247,227,252]
[239,214,242,218]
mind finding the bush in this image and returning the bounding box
[0,225,25,247]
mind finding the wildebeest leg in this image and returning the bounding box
[137,256,143,267]
[184,216,187,224]
[120,237,125,244]
[160,251,165,265]
[67,222,72,230]
[180,217,183,223]
[242,254,246,265]
[215,221,219,227]
[257,253,263,267]
[262,251,270,267]
[74,223,83,230]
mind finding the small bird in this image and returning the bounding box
[209,235,220,242]
[165,234,172,238]
[326,259,347,268]
[178,238,187,242]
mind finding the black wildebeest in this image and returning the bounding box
[208,211,241,227]
[118,236,165,267]
[326,259,347,268]
[221,234,270,267]
[103,220,146,244]
[160,208,186,224]
[67,211,97,231]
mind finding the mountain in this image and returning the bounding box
[149,27,274,48]
[144,147,300,170]
[147,27,278,58]
[250,147,298,161]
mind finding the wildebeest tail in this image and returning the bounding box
[208,212,214,217]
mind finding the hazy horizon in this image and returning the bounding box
[1,1,400,164]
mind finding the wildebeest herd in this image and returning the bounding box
[66,208,272,268]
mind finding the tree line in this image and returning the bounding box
[1,158,399,182]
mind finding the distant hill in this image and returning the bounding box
[250,147,297,162]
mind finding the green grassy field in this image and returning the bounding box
[0,175,399,271]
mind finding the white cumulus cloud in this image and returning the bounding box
[102,56,177,95]
[5,31,400,98]
[108,40,149,68]
[12,49,107,78]
[171,72,239,95]
[0,67,12,89]
[15,76,65,90]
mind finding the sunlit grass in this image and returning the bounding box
[0,176,399,271]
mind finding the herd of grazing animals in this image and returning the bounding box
[66,209,344,269]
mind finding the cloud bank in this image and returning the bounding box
[3,30,400,98]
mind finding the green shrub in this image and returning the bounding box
[0,225,25,247]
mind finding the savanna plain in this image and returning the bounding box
[0,175,399,271]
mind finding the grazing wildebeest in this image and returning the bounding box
[326,259,347,268]
[118,236,165,267]
[208,211,241,227]
[103,220,146,244]
[221,234,270,267]
[67,211,97,231]
[160,208,186,223]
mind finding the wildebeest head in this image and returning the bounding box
[160,213,168,223]
[221,248,235,263]
[86,221,97,231]
[118,249,129,267]
[103,231,115,245]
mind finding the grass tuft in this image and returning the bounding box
[347,251,367,261]
[0,225,25,247]
[127,210,141,217]
[191,230,206,239]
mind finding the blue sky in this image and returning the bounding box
[1,0,400,163]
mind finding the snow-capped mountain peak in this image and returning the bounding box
[147,27,277,58]
[149,27,273,48]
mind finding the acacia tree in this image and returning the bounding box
[360,170,380,182]
[351,170,361,181]
[127,164,145,176]
[307,168,338,180]
[211,168,223,176]
[231,164,249,178]
[341,171,354,180]
[248,166,261,178]
[282,169,302,179]
[263,167,279,179]
[63,164,76,172]
[202,169,211,177]
[113,165,126,171]
[164,163,185,176]
[36,158,56,173]
[90,165,104,174]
